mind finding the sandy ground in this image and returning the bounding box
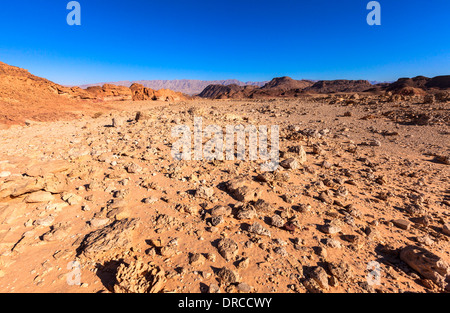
[0,98,448,293]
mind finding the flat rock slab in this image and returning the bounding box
[400,245,450,289]
[24,191,55,203]
[77,218,139,258]
[25,160,72,177]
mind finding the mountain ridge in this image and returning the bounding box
[77,79,268,95]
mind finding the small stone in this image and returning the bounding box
[270,214,285,228]
[205,253,216,262]
[442,224,450,236]
[211,215,224,226]
[189,253,206,266]
[237,257,250,269]
[324,238,342,249]
[196,186,214,200]
[248,222,271,237]
[126,163,142,174]
[210,205,232,217]
[217,238,239,261]
[307,266,329,290]
[236,282,252,293]
[143,197,159,204]
[280,158,299,170]
[0,171,11,178]
[315,246,328,258]
[434,155,449,165]
[319,191,333,204]
[208,284,220,293]
[217,267,238,285]
[160,245,177,257]
[393,219,412,230]
[274,247,288,256]
[321,224,341,235]
[62,193,82,205]
[89,218,110,228]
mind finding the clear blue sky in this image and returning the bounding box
[0,0,449,85]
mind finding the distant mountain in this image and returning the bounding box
[78,79,268,95]
[304,79,373,93]
[199,77,375,99]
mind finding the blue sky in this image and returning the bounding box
[0,0,449,85]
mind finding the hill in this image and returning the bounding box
[78,79,267,95]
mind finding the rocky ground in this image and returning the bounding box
[0,96,449,293]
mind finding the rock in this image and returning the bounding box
[126,162,142,174]
[77,218,139,257]
[308,266,329,290]
[400,245,449,289]
[217,238,239,261]
[443,224,450,236]
[319,191,333,204]
[195,186,214,200]
[323,238,342,249]
[108,198,127,210]
[312,144,325,155]
[189,253,206,266]
[236,257,250,269]
[25,160,72,177]
[232,186,260,202]
[211,215,224,226]
[106,207,130,220]
[208,284,220,293]
[280,158,298,170]
[210,205,232,217]
[217,267,238,285]
[434,155,449,165]
[61,193,82,205]
[4,177,45,198]
[112,117,125,128]
[0,171,11,178]
[42,223,71,241]
[414,215,433,227]
[393,219,412,230]
[321,223,341,235]
[134,111,152,121]
[270,214,285,228]
[302,277,324,293]
[114,260,165,293]
[236,204,257,220]
[206,253,216,262]
[225,179,261,202]
[315,246,327,258]
[288,145,307,164]
[236,282,252,293]
[327,261,354,283]
[274,247,288,256]
[24,191,54,203]
[34,215,55,227]
[248,222,271,237]
[89,218,111,228]
[253,199,272,213]
[160,245,177,257]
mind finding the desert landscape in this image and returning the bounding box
[0,60,449,294]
